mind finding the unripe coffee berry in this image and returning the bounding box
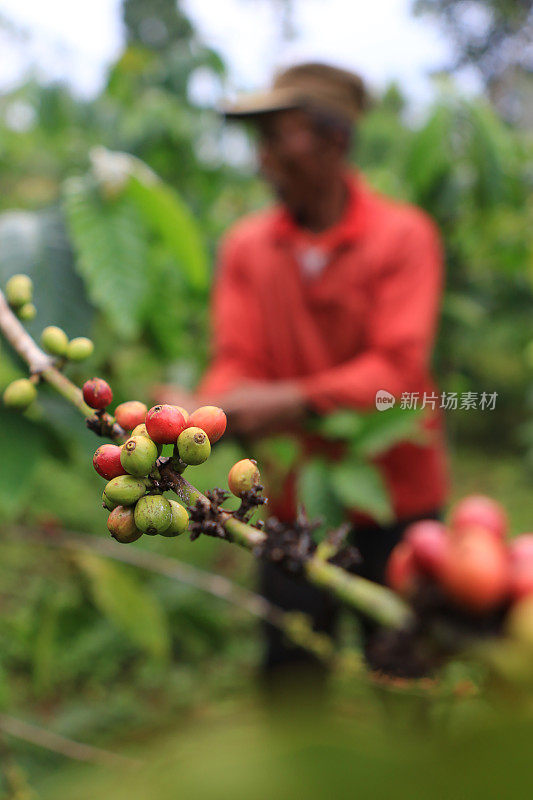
[18,303,36,321]
[104,475,146,506]
[93,443,127,480]
[6,274,33,307]
[41,326,69,357]
[134,495,171,535]
[160,499,189,536]
[131,423,162,455]
[115,401,147,431]
[67,337,94,361]
[107,505,143,544]
[3,378,37,409]
[83,377,113,410]
[228,459,260,497]
[177,427,211,465]
[102,490,118,511]
[120,435,158,476]
[145,404,186,444]
[188,406,227,443]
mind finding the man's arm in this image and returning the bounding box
[297,212,444,412]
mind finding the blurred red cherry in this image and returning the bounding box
[405,519,449,578]
[385,542,418,598]
[450,494,508,541]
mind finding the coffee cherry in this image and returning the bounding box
[102,490,118,511]
[41,325,69,357]
[67,337,94,361]
[509,535,533,601]
[405,520,448,578]
[386,542,418,597]
[18,303,36,321]
[6,274,32,307]
[134,495,171,535]
[174,406,189,423]
[3,378,37,409]
[145,404,186,444]
[93,443,127,480]
[120,435,158,476]
[104,475,146,506]
[228,459,260,497]
[439,528,509,613]
[115,401,147,431]
[160,499,189,536]
[177,427,211,465]
[107,505,143,544]
[450,495,508,541]
[188,406,227,443]
[83,378,113,410]
[131,423,162,456]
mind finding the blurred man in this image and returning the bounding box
[156,63,449,677]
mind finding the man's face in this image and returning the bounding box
[255,108,344,213]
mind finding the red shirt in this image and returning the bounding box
[200,171,449,522]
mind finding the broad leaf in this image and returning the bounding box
[351,407,425,458]
[331,460,393,524]
[297,459,344,532]
[314,410,364,440]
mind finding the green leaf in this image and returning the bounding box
[63,177,150,339]
[314,410,364,440]
[331,460,393,524]
[297,459,344,531]
[74,552,170,661]
[0,408,49,520]
[126,174,209,292]
[351,407,425,458]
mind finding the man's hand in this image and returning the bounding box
[212,380,306,437]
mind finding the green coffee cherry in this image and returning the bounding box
[134,495,172,535]
[41,326,69,357]
[177,426,211,465]
[104,475,147,506]
[107,505,143,544]
[160,499,189,536]
[3,378,37,409]
[18,303,37,321]
[6,274,33,307]
[120,435,158,477]
[102,490,119,511]
[67,337,94,361]
[131,423,162,456]
[228,459,261,498]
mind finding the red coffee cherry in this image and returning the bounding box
[405,520,448,578]
[509,535,533,601]
[93,444,127,480]
[145,404,186,444]
[439,528,509,613]
[450,495,508,541]
[188,406,227,444]
[114,401,147,431]
[386,542,418,597]
[228,459,260,497]
[83,378,113,410]
[107,506,143,544]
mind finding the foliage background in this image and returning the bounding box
[0,0,531,795]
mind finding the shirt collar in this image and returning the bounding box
[269,170,370,250]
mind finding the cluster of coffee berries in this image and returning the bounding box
[386,494,533,648]
[41,325,94,362]
[5,273,36,321]
[85,378,231,543]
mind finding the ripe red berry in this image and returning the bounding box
[228,459,260,497]
[450,495,508,541]
[93,444,127,480]
[145,404,186,444]
[509,535,533,563]
[405,520,448,578]
[114,401,147,431]
[386,542,418,597]
[188,406,227,444]
[439,528,509,613]
[83,378,113,410]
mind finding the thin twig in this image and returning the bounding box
[0,714,141,769]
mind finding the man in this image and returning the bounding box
[157,63,449,676]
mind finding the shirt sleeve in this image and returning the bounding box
[198,228,267,396]
[298,212,444,412]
